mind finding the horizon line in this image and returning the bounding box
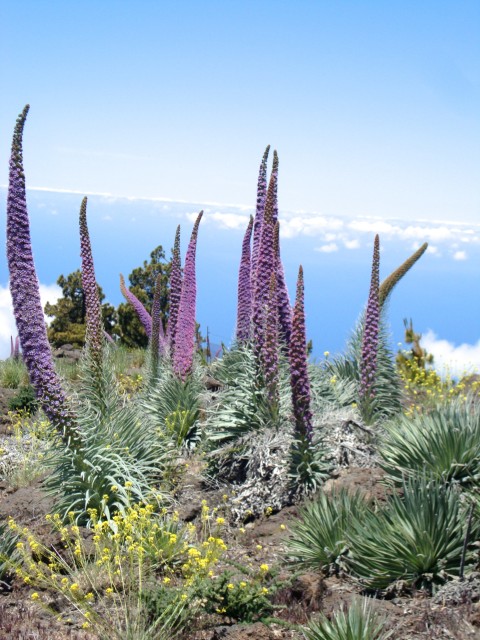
[0,184,478,229]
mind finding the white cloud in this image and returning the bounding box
[209,212,250,230]
[315,243,338,253]
[426,245,439,255]
[344,238,360,249]
[422,330,480,378]
[453,250,467,261]
[281,215,344,239]
[0,283,62,360]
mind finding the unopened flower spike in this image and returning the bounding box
[379,242,428,307]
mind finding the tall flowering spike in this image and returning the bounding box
[252,157,278,357]
[236,215,254,343]
[378,242,428,307]
[79,197,103,365]
[274,221,293,347]
[149,273,164,372]
[173,211,203,381]
[167,224,182,355]
[119,273,152,337]
[262,272,279,404]
[360,235,380,402]
[6,106,79,448]
[270,150,279,225]
[251,145,270,287]
[289,266,313,441]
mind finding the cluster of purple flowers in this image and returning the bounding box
[235,147,312,436]
[120,215,202,380]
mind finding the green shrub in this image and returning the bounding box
[303,598,392,640]
[380,399,480,488]
[8,385,38,414]
[347,476,476,592]
[191,569,274,622]
[0,358,28,389]
[286,489,370,575]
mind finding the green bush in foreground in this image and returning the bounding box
[347,476,476,592]
[380,398,480,488]
[303,598,392,640]
[286,489,370,575]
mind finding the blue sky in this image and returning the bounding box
[1,1,479,372]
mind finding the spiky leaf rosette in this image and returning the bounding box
[379,242,428,307]
[236,215,254,343]
[347,476,478,592]
[79,197,103,367]
[167,225,182,356]
[380,398,480,488]
[274,221,292,347]
[304,599,393,640]
[286,488,370,574]
[120,273,152,337]
[359,235,380,420]
[252,159,278,359]
[206,344,292,446]
[6,106,80,450]
[251,145,270,289]
[289,266,313,440]
[173,211,203,381]
[46,344,172,522]
[142,359,203,450]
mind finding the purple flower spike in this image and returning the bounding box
[251,145,270,289]
[167,225,182,356]
[360,235,380,402]
[236,215,254,343]
[120,273,152,337]
[150,273,164,366]
[289,266,313,441]
[262,272,279,404]
[6,106,79,448]
[252,158,278,358]
[79,197,103,365]
[274,222,292,347]
[173,211,203,381]
[270,150,279,226]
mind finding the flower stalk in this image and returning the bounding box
[6,105,79,449]
[236,215,254,343]
[360,235,380,413]
[289,266,313,441]
[173,211,203,380]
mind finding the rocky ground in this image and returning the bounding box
[1,380,480,639]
